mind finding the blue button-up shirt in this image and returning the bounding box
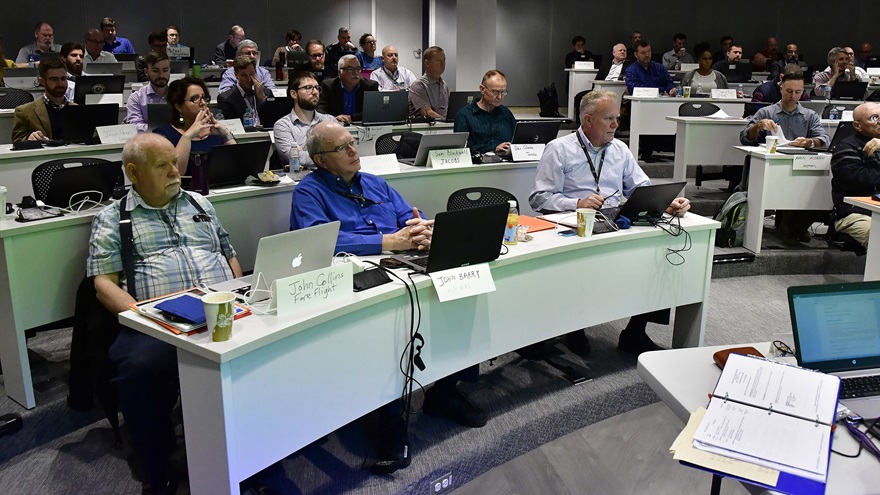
[342,83,357,116]
[625,61,675,95]
[104,37,135,55]
[290,167,423,255]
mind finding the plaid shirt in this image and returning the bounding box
[87,189,236,300]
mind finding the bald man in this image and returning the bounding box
[831,102,880,247]
[370,45,418,91]
[596,43,631,81]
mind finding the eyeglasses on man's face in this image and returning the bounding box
[319,139,359,155]
[341,66,363,74]
[296,84,320,93]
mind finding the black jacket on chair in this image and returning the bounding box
[595,59,633,81]
[316,76,379,122]
[217,87,265,122]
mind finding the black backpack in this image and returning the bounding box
[537,83,563,118]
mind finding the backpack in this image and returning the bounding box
[537,83,563,118]
[714,192,748,248]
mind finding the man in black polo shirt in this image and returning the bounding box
[453,70,516,156]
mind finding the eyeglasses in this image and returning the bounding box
[318,139,359,155]
[187,94,211,104]
[483,88,508,97]
[341,66,363,73]
[296,84,320,93]
[309,53,324,59]
[365,40,377,44]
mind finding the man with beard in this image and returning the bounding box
[12,56,72,142]
[61,42,85,78]
[217,56,267,125]
[317,54,378,124]
[370,45,418,91]
[125,52,171,132]
[16,21,61,64]
[273,70,335,167]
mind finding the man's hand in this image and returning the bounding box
[756,119,778,132]
[495,142,511,155]
[336,114,352,125]
[405,207,433,250]
[865,138,880,156]
[27,130,47,141]
[790,137,813,148]
[251,74,266,101]
[668,87,678,96]
[577,194,605,209]
[665,197,691,217]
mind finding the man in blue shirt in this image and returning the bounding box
[453,69,516,156]
[625,41,676,96]
[100,17,135,55]
[316,54,379,125]
[291,121,488,472]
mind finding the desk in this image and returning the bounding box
[843,197,880,281]
[638,343,877,495]
[119,214,719,495]
[565,68,599,120]
[734,146,833,254]
[625,96,745,157]
[0,159,541,408]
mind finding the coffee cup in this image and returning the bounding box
[202,292,236,342]
[765,136,779,154]
[682,86,692,98]
[576,208,597,239]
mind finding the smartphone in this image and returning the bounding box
[380,257,406,269]
[558,229,577,237]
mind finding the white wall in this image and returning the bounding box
[454,0,497,91]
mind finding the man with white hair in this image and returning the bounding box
[16,21,61,63]
[370,45,418,91]
[316,54,378,124]
[813,46,869,98]
[218,38,276,93]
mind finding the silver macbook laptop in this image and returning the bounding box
[210,221,340,303]
[4,68,40,89]
[788,281,880,419]
[399,132,470,166]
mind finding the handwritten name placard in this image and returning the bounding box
[632,87,659,98]
[680,63,699,71]
[710,89,738,100]
[276,263,353,317]
[220,118,246,136]
[97,124,138,144]
[429,263,496,302]
[359,154,401,175]
[510,144,546,162]
[428,148,472,168]
[271,88,287,98]
[573,61,594,70]
[792,154,831,171]
[166,46,191,58]
[85,93,123,106]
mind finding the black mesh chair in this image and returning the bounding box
[31,158,114,203]
[678,103,740,191]
[0,87,35,109]
[573,89,590,127]
[446,187,518,213]
[375,131,406,156]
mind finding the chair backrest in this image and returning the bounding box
[32,158,113,202]
[447,187,519,213]
[678,102,721,117]
[0,87,35,110]
[742,102,769,118]
[375,131,404,156]
[376,131,422,159]
[573,89,591,127]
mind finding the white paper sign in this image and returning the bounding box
[359,154,401,175]
[711,89,738,100]
[428,148,471,168]
[510,143,545,162]
[275,263,353,317]
[632,87,659,98]
[429,263,496,302]
[220,118,246,135]
[97,124,138,144]
[169,73,186,82]
[792,154,831,171]
[268,130,275,144]
[573,61,594,70]
[271,88,287,98]
[680,63,699,71]
[166,46,191,58]
[842,110,854,121]
[85,93,124,106]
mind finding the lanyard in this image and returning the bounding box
[576,131,606,189]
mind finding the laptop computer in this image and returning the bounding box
[805,121,856,153]
[445,91,482,123]
[257,97,294,129]
[62,103,120,144]
[210,221,340,303]
[601,182,687,224]
[285,50,310,67]
[73,75,125,104]
[84,63,123,75]
[147,103,172,131]
[362,91,408,125]
[511,120,562,145]
[3,67,40,89]
[399,132,470,166]
[831,81,869,101]
[719,61,753,84]
[391,203,508,274]
[788,281,880,419]
[170,60,190,75]
[205,141,272,188]
[43,160,124,208]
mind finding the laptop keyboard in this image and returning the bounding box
[408,257,429,268]
[841,375,880,399]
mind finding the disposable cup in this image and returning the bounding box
[577,208,597,239]
[202,292,236,342]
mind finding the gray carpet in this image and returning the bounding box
[0,273,861,495]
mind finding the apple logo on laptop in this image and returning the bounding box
[292,254,303,268]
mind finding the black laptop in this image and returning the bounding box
[805,121,856,153]
[600,182,687,224]
[445,91,482,122]
[511,121,562,145]
[362,91,408,125]
[719,61,753,84]
[43,160,124,208]
[831,81,869,101]
[73,75,125,104]
[391,203,508,274]
[147,103,172,131]
[62,104,120,144]
[257,98,295,128]
[206,141,272,188]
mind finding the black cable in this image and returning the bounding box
[649,214,692,266]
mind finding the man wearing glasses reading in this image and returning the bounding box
[453,69,516,156]
[317,54,378,125]
[273,70,335,167]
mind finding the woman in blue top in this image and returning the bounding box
[355,33,382,70]
[153,76,235,174]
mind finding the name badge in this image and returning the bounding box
[573,61,594,70]
[359,154,401,175]
[85,93,123,106]
[632,87,659,98]
[711,89,738,100]
[271,88,287,98]
[792,154,831,171]
[680,63,699,71]
[166,46,191,58]
[97,124,138,144]
[220,118,246,136]
[510,143,545,162]
[430,263,496,302]
[275,264,353,317]
[428,148,472,168]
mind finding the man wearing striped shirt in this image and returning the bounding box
[453,70,516,156]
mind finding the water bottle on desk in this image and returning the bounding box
[825,84,832,103]
[27,54,35,68]
[829,106,839,120]
[736,84,744,99]
[243,107,254,127]
[290,146,302,171]
[503,200,518,245]
[696,83,703,96]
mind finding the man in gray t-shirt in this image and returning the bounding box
[16,21,62,63]
[408,46,449,120]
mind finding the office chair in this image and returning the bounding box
[677,102,720,117]
[31,158,113,203]
[678,102,741,191]
[822,210,867,256]
[446,187,518,212]
[375,131,422,160]
[573,89,591,127]
[0,87,35,109]
[375,131,405,156]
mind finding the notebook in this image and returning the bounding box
[391,203,508,274]
[445,91,482,122]
[362,91,408,125]
[3,67,40,89]
[603,182,687,223]
[788,280,880,419]
[209,221,340,303]
[256,97,294,129]
[510,120,562,145]
[399,132,470,166]
[205,141,272,188]
[146,103,172,131]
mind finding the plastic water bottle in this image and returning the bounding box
[27,54,36,68]
[214,109,225,121]
[829,106,839,120]
[676,84,682,97]
[696,83,703,95]
[825,84,832,103]
[242,107,254,127]
[736,84,744,99]
[674,60,681,71]
[503,200,518,245]
[290,145,302,171]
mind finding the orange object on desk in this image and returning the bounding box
[516,215,557,233]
